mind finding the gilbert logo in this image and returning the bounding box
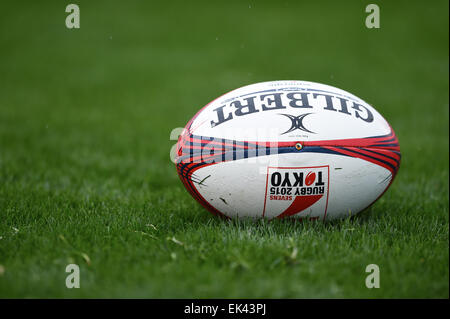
[280,113,315,135]
[210,90,375,128]
[263,166,329,219]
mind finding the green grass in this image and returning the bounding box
[0,0,448,298]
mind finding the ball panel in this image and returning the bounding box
[191,153,392,220]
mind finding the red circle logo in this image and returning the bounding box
[305,172,316,186]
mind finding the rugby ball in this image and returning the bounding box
[175,81,400,220]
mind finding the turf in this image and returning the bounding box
[0,0,448,298]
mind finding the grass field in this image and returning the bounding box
[0,0,448,298]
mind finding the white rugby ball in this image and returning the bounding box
[175,81,400,220]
